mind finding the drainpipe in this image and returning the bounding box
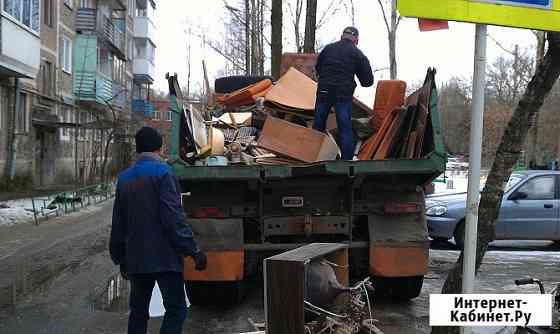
[5,78,19,181]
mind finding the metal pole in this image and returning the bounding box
[461,23,487,334]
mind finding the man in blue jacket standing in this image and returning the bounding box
[110,126,207,334]
[313,26,374,160]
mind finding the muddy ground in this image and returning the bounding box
[1,200,560,334]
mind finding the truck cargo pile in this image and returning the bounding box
[170,67,437,167]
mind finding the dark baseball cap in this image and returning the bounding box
[342,26,359,37]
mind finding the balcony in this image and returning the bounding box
[75,8,126,59]
[74,70,113,106]
[133,16,156,43]
[133,58,155,83]
[132,99,155,117]
[0,16,40,78]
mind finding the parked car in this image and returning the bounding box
[426,170,560,248]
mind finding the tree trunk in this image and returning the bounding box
[259,0,265,75]
[294,0,303,53]
[303,0,317,53]
[389,0,398,79]
[245,0,251,75]
[271,0,283,79]
[250,0,258,75]
[432,32,560,334]
[388,30,397,79]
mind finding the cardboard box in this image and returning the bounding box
[257,117,339,163]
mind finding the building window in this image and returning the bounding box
[4,0,40,32]
[60,36,72,73]
[16,92,28,133]
[127,0,134,17]
[43,0,53,27]
[166,111,172,122]
[152,111,160,121]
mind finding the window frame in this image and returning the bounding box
[43,0,53,28]
[511,175,557,201]
[61,36,73,74]
[3,0,40,33]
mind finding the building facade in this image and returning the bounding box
[0,0,156,189]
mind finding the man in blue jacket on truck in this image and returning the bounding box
[313,26,374,160]
[110,126,207,334]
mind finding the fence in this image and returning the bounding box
[30,182,115,225]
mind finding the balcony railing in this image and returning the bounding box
[132,99,155,117]
[76,8,97,32]
[74,70,113,106]
[133,58,155,83]
[76,8,125,58]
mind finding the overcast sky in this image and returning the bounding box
[153,0,535,105]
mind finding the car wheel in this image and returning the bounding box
[453,220,465,250]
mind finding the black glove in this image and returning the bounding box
[120,265,129,280]
[193,251,207,271]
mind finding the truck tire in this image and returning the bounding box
[453,220,465,250]
[373,276,424,300]
[214,75,274,94]
[185,281,245,306]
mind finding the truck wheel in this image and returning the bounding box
[214,75,274,94]
[453,220,465,250]
[373,276,424,300]
[185,281,245,306]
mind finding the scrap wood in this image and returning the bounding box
[373,108,407,160]
[370,80,407,132]
[222,79,272,108]
[358,108,399,160]
[412,68,436,158]
[264,67,317,111]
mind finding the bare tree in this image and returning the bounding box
[432,31,560,334]
[271,0,283,78]
[303,0,317,53]
[287,0,304,53]
[376,0,401,79]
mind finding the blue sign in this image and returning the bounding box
[481,0,551,8]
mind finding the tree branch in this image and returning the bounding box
[376,0,391,34]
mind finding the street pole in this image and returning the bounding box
[461,23,487,334]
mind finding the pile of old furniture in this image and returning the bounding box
[176,67,437,166]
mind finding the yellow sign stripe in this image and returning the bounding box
[397,0,560,32]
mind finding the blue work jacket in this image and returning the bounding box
[109,153,199,274]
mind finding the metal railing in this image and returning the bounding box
[29,182,115,225]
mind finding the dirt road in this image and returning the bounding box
[1,203,560,334]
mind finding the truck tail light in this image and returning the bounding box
[191,207,226,218]
[384,201,422,215]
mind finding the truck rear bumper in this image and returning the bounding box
[184,250,244,281]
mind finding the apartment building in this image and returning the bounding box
[131,0,155,118]
[0,0,155,189]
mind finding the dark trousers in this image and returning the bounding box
[128,271,187,334]
[313,90,355,160]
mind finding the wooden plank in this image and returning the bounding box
[265,259,305,334]
[358,108,399,160]
[406,131,417,158]
[373,109,406,160]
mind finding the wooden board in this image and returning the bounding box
[358,108,399,160]
[264,243,348,334]
[373,108,406,160]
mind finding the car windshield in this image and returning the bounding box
[504,175,523,192]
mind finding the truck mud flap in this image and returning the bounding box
[183,219,244,281]
[369,241,429,277]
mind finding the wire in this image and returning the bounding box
[304,301,348,319]
[362,284,373,334]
